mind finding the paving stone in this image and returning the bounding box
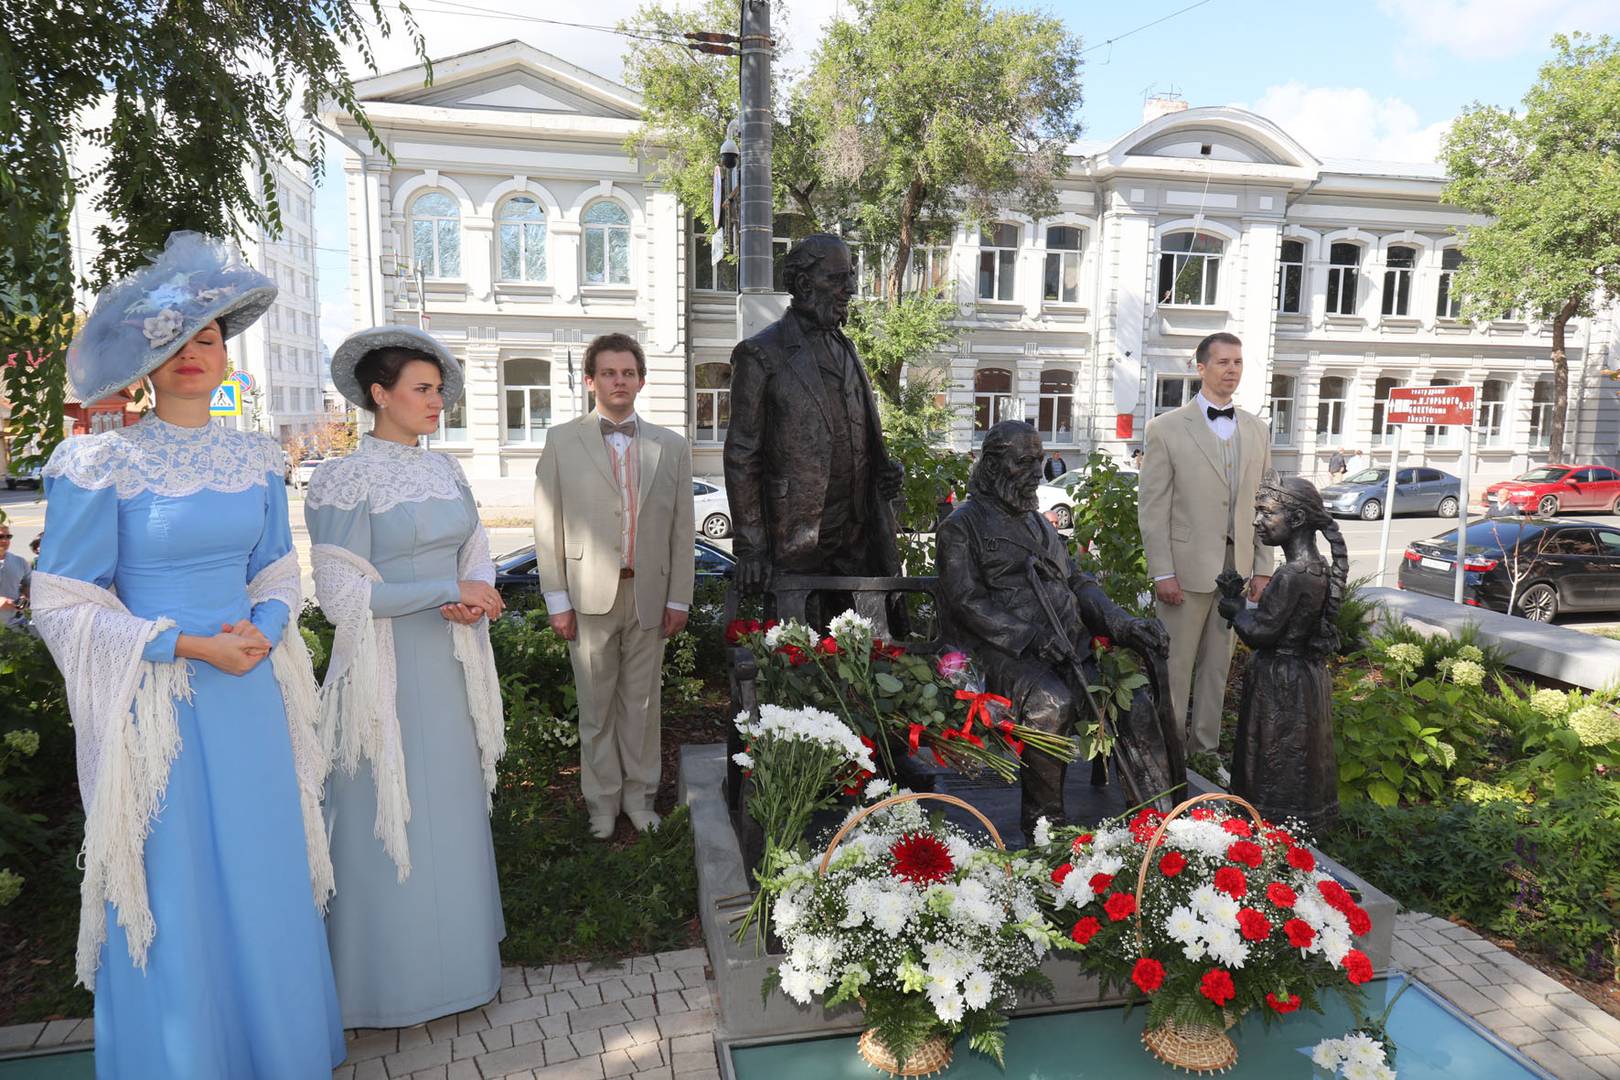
[1549,993,1620,1046]
[334,1066,357,1080]
[583,960,633,983]
[680,989,712,1013]
[546,992,578,1016]
[570,984,606,1009]
[540,1016,572,1040]
[410,1067,448,1080]
[485,995,550,1028]
[427,1016,459,1042]
[1430,980,1498,1016]
[571,1030,605,1057]
[399,1025,434,1052]
[1582,1055,1620,1080]
[1475,984,1521,1011]
[571,1002,635,1033]
[1465,1007,1518,1032]
[631,1069,673,1080]
[1550,1025,1620,1060]
[510,1020,545,1046]
[473,1038,547,1077]
[659,948,708,970]
[450,1035,484,1061]
[544,1036,578,1064]
[621,974,655,996]
[654,992,688,1016]
[1494,1025,1540,1047]
[481,1025,516,1053]
[1462,936,1503,955]
[671,1051,717,1075]
[524,965,554,985]
[447,1062,481,1080]
[674,968,707,990]
[598,979,631,1004]
[601,1049,637,1078]
[626,1041,665,1070]
[457,1009,491,1036]
[1520,1039,1605,1080]
[600,1024,635,1053]
[1493,956,1570,997]
[355,1061,389,1080]
[623,996,658,1021]
[385,1039,452,1077]
[631,956,660,975]
[34,1020,82,1048]
[624,1019,661,1046]
[498,986,532,1004]
[532,1058,605,1080]
[655,1010,716,1040]
[652,971,684,993]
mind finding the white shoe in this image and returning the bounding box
[589,815,617,840]
[628,810,661,833]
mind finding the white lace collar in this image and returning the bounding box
[305,435,470,515]
[43,414,282,500]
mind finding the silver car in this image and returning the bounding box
[1321,466,1462,521]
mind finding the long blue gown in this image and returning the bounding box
[39,416,344,1079]
[307,435,504,1029]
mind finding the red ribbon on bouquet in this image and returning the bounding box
[907,722,925,756]
[955,689,1012,737]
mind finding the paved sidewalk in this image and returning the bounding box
[6,923,1620,1078]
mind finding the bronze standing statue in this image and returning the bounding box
[937,421,1186,835]
[1216,474,1348,834]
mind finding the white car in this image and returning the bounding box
[694,478,732,539]
[1037,465,1139,529]
[292,456,324,489]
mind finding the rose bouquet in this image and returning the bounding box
[1029,794,1374,1071]
[729,612,1075,783]
[731,704,879,947]
[762,790,1072,1073]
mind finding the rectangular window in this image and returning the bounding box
[1157,232,1223,307]
[1316,376,1347,439]
[428,399,469,444]
[1043,226,1083,304]
[503,358,552,442]
[1153,374,1202,416]
[1436,249,1463,318]
[905,245,949,295]
[1479,380,1507,447]
[692,231,737,292]
[1528,381,1554,449]
[1036,369,1076,444]
[1371,377,1400,446]
[1269,374,1297,446]
[1326,243,1360,315]
[1276,240,1304,314]
[977,223,1018,302]
[1382,246,1416,316]
[1424,379,1457,448]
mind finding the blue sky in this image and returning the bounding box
[312,0,1619,350]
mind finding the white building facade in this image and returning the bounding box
[325,44,1618,503]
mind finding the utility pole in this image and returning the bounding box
[737,0,773,294]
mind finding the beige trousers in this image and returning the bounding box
[568,578,666,820]
[1156,588,1235,756]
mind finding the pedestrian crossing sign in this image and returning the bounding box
[209,382,241,416]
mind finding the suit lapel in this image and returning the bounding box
[1180,401,1226,483]
[576,416,618,491]
[780,311,834,432]
[635,423,663,517]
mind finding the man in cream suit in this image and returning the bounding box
[1137,332,1273,760]
[535,333,695,839]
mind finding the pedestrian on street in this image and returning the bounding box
[0,526,28,628]
[307,325,507,1030]
[534,333,694,840]
[1328,448,1348,484]
[1138,331,1275,759]
[1131,446,1145,470]
[1044,451,1068,481]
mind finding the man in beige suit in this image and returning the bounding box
[1137,332,1273,760]
[535,333,695,839]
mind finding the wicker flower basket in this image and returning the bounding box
[1131,791,1265,1075]
[823,792,1008,1078]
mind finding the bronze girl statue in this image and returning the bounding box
[1216,473,1348,834]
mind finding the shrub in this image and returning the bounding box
[1333,577,1378,656]
[1067,452,1152,617]
[1483,686,1620,800]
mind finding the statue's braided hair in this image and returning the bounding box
[1256,472,1349,657]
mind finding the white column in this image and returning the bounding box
[1235,218,1280,416]
[464,343,502,479]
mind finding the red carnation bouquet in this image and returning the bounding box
[1029,795,1372,1058]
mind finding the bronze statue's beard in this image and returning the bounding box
[792,293,848,328]
[990,471,1041,513]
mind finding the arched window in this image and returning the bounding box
[582,201,631,285]
[410,191,461,278]
[1043,226,1083,303]
[1436,248,1463,318]
[695,361,731,443]
[1326,243,1361,315]
[1316,376,1348,440]
[1371,376,1401,446]
[1037,369,1075,444]
[1382,245,1417,316]
[978,224,1019,301]
[1480,379,1508,447]
[1276,239,1304,314]
[498,196,547,282]
[503,358,552,442]
[1157,232,1222,306]
[973,367,1014,438]
[1529,379,1554,449]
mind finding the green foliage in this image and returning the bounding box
[1066,453,1153,617]
[1481,686,1620,801]
[1440,33,1620,458]
[1333,577,1378,656]
[1332,786,1620,981]
[0,0,427,477]
[0,629,74,903]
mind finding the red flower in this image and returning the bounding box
[1071,916,1102,945]
[763,619,780,630]
[1236,908,1273,941]
[1104,892,1138,922]
[1266,882,1298,908]
[1091,635,1112,652]
[1131,957,1165,994]
[1199,968,1236,1007]
[1317,880,1352,910]
[777,644,809,666]
[816,636,840,656]
[870,639,907,660]
[1158,851,1188,877]
[1346,905,1372,937]
[724,619,754,644]
[1190,807,1217,821]
[1263,828,1295,846]
[1283,919,1316,949]
[1052,863,1074,886]
[889,832,955,886]
[1343,949,1374,985]
[1286,846,1316,872]
[1089,873,1115,894]
[1222,818,1254,838]
[1071,833,1094,853]
[1226,840,1263,868]
[1266,991,1302,1014]
[1213,866,1248,898]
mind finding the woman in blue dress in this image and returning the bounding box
[308,326,508,1028]
[31,232,344,1078]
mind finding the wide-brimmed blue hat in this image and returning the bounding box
[66,231,276,405]
[331,325,464,409]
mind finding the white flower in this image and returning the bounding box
[871,889,914,936]
[864,777,894,801]
[1340,1033,1385,1067]
[1384,642,1423,671]
[1530,688,1569,718]
[962,969,994,1010]
[1449,659,1486,688]
[1455,644,1484,663]
[142,308,185,347]
[928,986,966,1024]
[777,961,814,1004]
[193,285,234,303]
[731,751,754,769]
[1312,1038,1346,1069]
[1031,816,1052,848]
[763,624,787,648]
[828,609,875,643]
[1569,704,1620,747]
[1165,905,1201,945]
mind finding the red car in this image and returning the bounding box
[1482,464,1620,517]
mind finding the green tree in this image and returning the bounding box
[1440,33,1620,460]
[809,0,1083,399]
[0,0,427,480]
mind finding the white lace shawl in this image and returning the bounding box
[31,553,328,989]
[312,526,504,879]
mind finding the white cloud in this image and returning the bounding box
[1243,83,1453,165]
[1377,0,1620,60]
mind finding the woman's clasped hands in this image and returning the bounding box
[440,580,504,626]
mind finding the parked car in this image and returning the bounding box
[693,478,732,539]
[1396,517,1620,622]
[2,464,42,490]
[1482,464,1620,517]
[291,456,324,489]
[1320,466,1461,521]
[494,537,736,602]
[1037,466,1138,530]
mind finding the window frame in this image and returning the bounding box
[977,223,1020,302]
[1042,225,1084,305]
[1156,231,1224,308]
[693,360,732,444]
[1269,372,1298,447]
[1276,239,1305,314]
[1528,378,1555,451]
[581,199,632,286]
[1153,373,1203,417]
[1436,248,1463,319]
[1479,379,1508,447]
[409,190,463,280]
[1424,378,1459,449]
[496,195,549,284]
[1371,376,1402,446]
[1382,245,1417,317]
[972,367,1016,439]
[1315,375,1348,441]
[1036,368,1077,445]
[502,358,553,443]
[1325,242,1362,316]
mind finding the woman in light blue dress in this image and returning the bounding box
[308,326,508,1028]
[32,233,343,1078]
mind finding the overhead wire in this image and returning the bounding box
[1083,0,1217,55]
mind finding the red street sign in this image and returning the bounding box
[1387,385,1476,426]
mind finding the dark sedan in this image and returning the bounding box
[1396,517,1620,621]
[494,538,736,601]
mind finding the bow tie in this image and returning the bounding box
[599,417,637,438]
[1206,405,1235,421]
